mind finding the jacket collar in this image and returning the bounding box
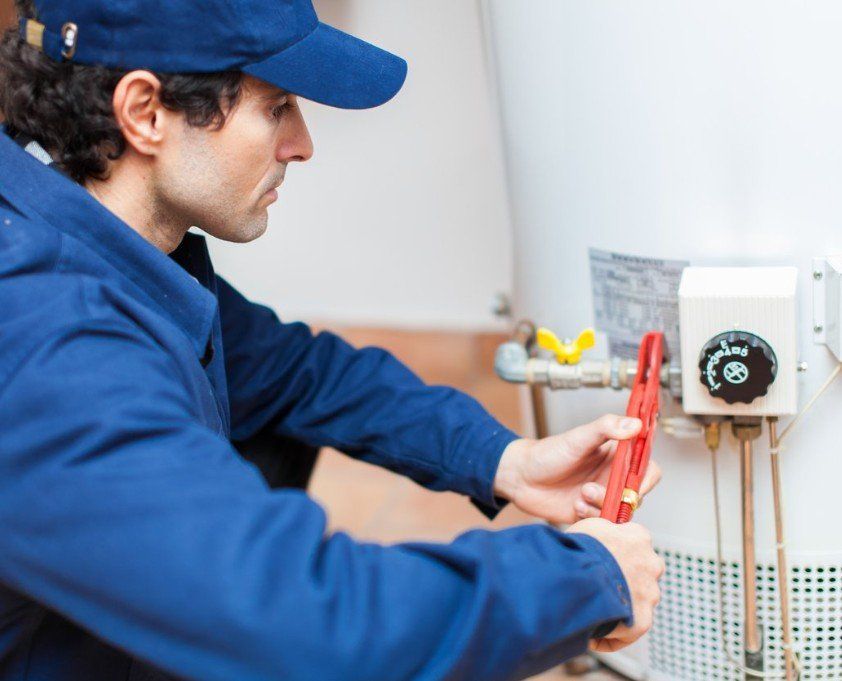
[0,127,216,361]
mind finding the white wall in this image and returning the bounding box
[207,0,512,330]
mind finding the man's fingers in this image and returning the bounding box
[589,637,630,653]
[562,414,642,454]
[574,498,602,519]
[581,482,605,508]
[580,456,658,517]
[640,460,662,496]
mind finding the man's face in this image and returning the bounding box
[153,75,313,243]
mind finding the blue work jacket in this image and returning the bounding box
[0,127,631,681]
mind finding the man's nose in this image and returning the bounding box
[277,106,314,163]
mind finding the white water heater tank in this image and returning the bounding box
[483,2,842,679]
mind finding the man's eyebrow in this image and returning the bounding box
[260,90,290,102]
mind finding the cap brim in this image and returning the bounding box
[242,22,407,110]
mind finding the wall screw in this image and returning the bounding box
[490,292,512,318]
[814,324,824,333]
[814,270,824,280]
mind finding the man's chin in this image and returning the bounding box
[202,214,269,243]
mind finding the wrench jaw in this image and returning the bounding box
[600,331,665,524]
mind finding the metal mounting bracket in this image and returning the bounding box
[812,256,842,360]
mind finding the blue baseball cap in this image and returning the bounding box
[19,0,408,109]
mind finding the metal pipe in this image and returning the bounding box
[529,378,548,439]
[710,420,769,679]
[494,338,682,396]
[493,339,529,383]
[526,357,635,390]
[768,417,796,680]
[732,418,764,678]
[517,320,550,439]
[740,436,762,657]
[500,320,550,439]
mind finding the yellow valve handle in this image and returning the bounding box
[536,327,596,365]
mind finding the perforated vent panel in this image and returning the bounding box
[650,549,842,680]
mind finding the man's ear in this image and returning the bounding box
[112,70,172,157]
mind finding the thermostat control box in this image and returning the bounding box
[678,266,798,416]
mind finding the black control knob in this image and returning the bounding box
[698,331,777,404]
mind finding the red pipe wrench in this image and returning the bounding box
[600,331,665,524]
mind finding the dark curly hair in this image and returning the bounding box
[0,0,244,184]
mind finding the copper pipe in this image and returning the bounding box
[510,319,534,349]
[768,417,796,680]
[740,436,762,657]
[529,383,548,439]
[508,320,549,439]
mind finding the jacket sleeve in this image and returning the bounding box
[0,315,632,681]
[217,275,518,511]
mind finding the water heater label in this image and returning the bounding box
[589,248,687,361]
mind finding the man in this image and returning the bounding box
[0,0,664,679]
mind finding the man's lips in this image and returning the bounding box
[261,177,284,203]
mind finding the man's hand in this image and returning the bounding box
[567,517,665,652]
[492,415,662,525]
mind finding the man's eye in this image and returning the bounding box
[271,102,290,120]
